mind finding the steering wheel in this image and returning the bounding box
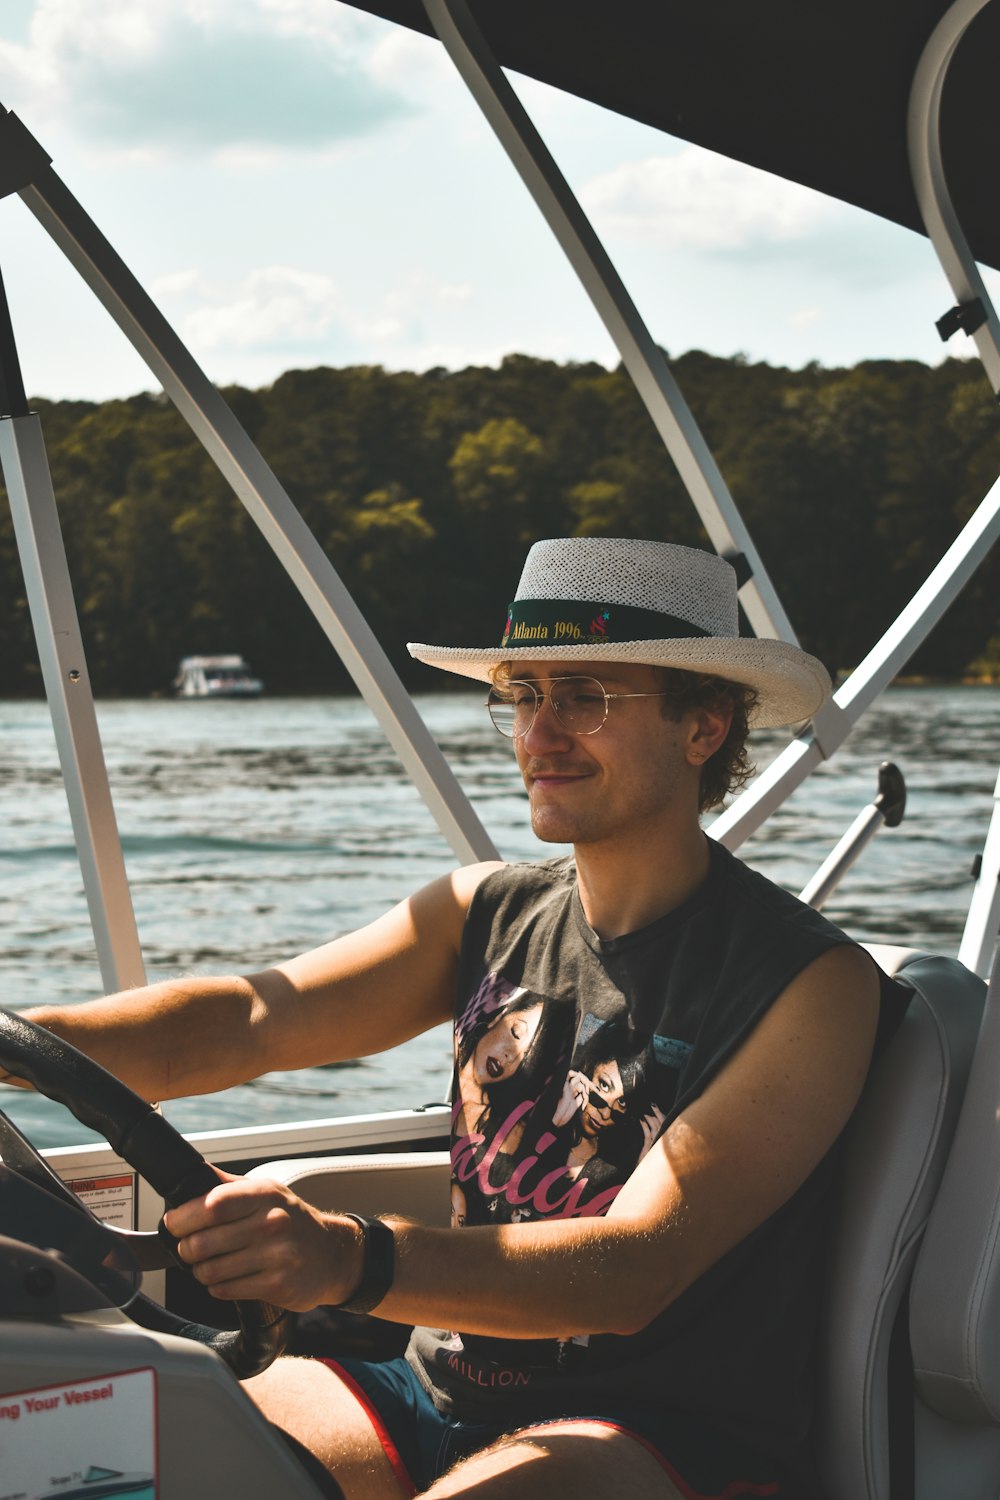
[0,1004,289,1378]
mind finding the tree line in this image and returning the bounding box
[1,350,998,697]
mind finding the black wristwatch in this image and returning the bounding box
[336,1213,395,1314]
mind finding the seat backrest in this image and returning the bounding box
[908,946,1000,1500]
[817,947,986,1500]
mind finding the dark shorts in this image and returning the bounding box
[319,1355,788,1497]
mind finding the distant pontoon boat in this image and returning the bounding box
[173,655,264,699]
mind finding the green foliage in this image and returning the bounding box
[2,352,998,695]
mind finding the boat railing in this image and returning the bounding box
[798,764,907,911]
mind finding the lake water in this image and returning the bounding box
[0,685,996,1147]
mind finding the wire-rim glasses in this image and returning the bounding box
[486,676,672,738]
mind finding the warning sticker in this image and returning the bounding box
[0,1367,157,1499]
[66,1174,136,1232]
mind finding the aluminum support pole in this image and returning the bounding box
[834,480,1000,722]
[713,476,1000,848]
[798,764,905,911]
[421,0,802,654]
[711,734,825,851]
[798,804,887,911]
[9,128,498,867]
[0,414,146,993]
[910,0,1000,979]
[909,0,1000,394]
[959,769,1000,979]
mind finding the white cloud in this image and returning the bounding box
[358,272,482,348]
[366,22,500,152]
[153,262,480,366]
[2,0,412,154]
[368,23,454,103]
[0,33,53,102]
[150,268,203,298]
[580,147,838,253]
[357,315,406,342]
[255,0,375,48]
[790,306,824,330]
[178,265,345,352]
[437,283,472,305]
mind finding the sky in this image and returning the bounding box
[0,0,994,405]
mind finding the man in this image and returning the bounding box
[9,538,897,1499]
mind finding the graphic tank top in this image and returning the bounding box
[408,841,902,1477]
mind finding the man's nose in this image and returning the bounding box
[520,695,573,751]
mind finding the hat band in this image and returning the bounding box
[500,599,711,648]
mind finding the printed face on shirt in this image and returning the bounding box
[580,1058,627,1137]
[471,1000,543,1088]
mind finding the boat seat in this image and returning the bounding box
[246,1149,452,1226]
[906,940,1000,1499]
[817,945,992,1500]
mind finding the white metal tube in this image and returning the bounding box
[17,163,498,867]
[714,474,1000,849]
[908,0,1000,393]
[1,414,147,993]
[422,0,799,648]
[798,804,885,910]
[908,0,1000,976]
[711,733,825,851]
[834,473,1000,724]
[959,769,1000,979]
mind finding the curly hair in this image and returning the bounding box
[653,667,758,813]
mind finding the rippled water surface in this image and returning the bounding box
[0,685,996,1146]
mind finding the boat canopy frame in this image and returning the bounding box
[0,0,997,991]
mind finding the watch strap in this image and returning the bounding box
[336,1212,395,1315]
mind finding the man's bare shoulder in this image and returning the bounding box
[403,859,508,941]
[448,859,508,908]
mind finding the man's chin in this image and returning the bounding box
[528,789,587,844]
[530,811,579,845]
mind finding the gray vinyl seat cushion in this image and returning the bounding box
[911,949,1000,1425]
[817,946,988,1500]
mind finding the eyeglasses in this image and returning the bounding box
[587,1085,628,1118]
[486,676,672,738]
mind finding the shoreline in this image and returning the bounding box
[0,677,997,703]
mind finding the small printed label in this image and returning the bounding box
[0,1367,157,1499]
[66,1174,136,1231]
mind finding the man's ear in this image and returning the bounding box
[685,705,732,765]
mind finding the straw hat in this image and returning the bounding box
[407,537,830,728]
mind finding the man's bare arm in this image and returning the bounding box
[165,943,880,1335]
[4,861,502,1102]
